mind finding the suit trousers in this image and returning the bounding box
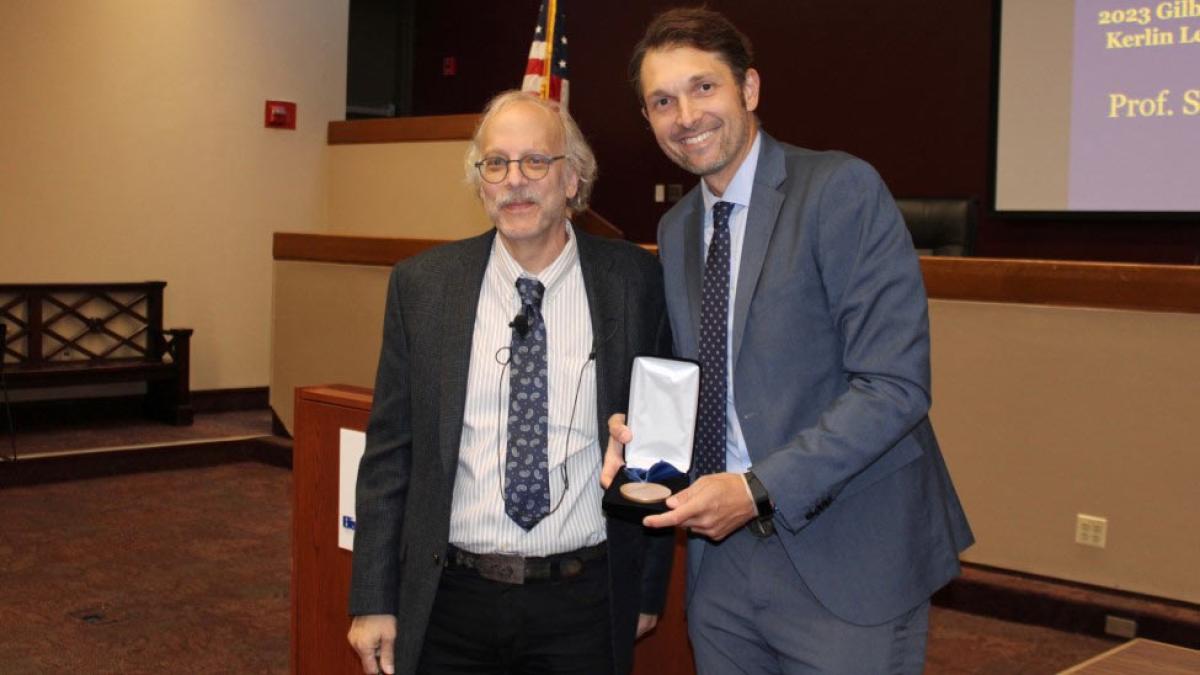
[417,556,613,675]
[688,528,929,675]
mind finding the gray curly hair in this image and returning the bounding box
[465,90,597,213]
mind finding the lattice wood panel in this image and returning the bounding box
[0,291,28,364]
[0,283,167,367]
[39,290,151,362]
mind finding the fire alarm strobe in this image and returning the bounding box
[264,100,297,129]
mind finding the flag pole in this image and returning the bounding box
[540,0,557,100]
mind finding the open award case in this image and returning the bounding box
[603,356,699,522]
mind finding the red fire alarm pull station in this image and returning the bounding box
[264,100,297,129]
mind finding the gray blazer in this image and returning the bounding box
[349,228,674,674]
[657,132,974,626]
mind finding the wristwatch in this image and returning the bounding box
[744,470,776,538]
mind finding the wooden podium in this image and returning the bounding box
[291,384,694,674]
[292,385,372,674]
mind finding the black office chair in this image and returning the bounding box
[895,198,977,257]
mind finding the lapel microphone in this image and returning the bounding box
[588,320,620,361]
[509,311,531,339]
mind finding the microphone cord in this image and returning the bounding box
[493,343,593,518]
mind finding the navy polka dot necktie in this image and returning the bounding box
[695,201,734,477]
[505,277,550,530]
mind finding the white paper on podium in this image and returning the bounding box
[338,428,366,551]
[625,357,699,473]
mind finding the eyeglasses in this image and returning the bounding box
[474,154,566,184]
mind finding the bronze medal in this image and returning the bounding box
[620,481,671,504]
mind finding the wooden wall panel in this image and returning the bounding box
[275,235,1200,314]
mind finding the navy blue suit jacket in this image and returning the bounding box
[657,132,973,625]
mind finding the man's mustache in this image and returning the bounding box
[496,189,539,208]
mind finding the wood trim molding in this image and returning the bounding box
[921,257,1200,314]
[297,384,374,411]
[327,114,480,145]
[192,387,269,413]
[274,233,1200,314]
[273,230,650,267]
[573,209,625,239]
[273,232,446,266]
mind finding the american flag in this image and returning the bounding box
[521,0,569,109]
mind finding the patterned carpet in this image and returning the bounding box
[0,411,1141,674]
[0,455,290,674]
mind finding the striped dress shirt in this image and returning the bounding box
[447,222,604,556]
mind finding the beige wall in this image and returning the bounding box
[270,260,390,429]
[325,140,491,239]
[270,265,1200,602]
[1,1,348,390]
[930,299,1200,604]
[269,139,493,422]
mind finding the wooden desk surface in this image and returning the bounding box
[1060,639,1200,674]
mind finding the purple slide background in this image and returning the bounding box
[1069,0,1200,211]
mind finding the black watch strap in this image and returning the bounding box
[744,471,775,538]
[744,470,774,517]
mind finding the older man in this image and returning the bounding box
[606,8,974,674]
[347,91,672,674]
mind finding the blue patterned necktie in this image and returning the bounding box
[695,201,734,477]
[505,277,550,530]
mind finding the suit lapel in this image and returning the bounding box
[732,134,786,369]
[576,230,624,449]
[680,197,705,348]
[438,231,495,479]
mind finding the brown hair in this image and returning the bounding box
[628,7,754,105]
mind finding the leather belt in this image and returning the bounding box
[444,542,607,585]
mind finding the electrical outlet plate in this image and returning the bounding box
[1075,513,1108,548]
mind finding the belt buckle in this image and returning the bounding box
[476,553,525,584]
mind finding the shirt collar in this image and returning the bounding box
[701,130,762,213]
[491,220,579,297]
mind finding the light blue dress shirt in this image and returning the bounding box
[699,131,762,474]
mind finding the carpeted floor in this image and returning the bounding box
[927,608,1116,674]
[2,408,273,458]
[0,410,1152,673]
[0,457,290,674]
